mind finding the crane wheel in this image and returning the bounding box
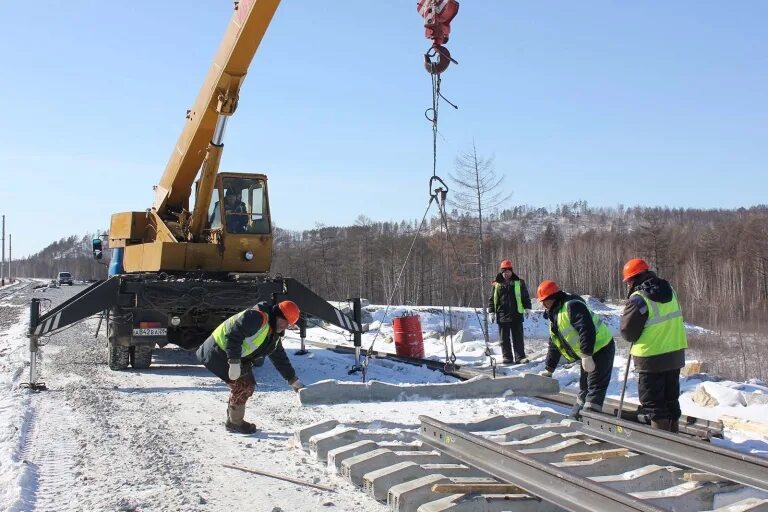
[108,338,130,370]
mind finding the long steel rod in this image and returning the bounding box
[542,390,722,438]
[419,415,665,512]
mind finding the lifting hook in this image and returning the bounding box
[424,45,457,75]
[418,0,460,75]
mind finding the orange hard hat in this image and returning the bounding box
[499,259,513,271]
[277,300,300,325]
[536,280,560,301]
[622,258,649,283]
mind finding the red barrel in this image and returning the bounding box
[392,315,425,358]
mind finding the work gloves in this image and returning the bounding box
[581,355,596,373]
[538,369,553,378]
[288,377,305,393]
[488,313,496,324]
[228,359,241,381]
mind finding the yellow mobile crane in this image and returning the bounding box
[111,0,279,273]
[24,0,459,378]
[26,0,367,373]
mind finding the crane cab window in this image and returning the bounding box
[208,177,270,235]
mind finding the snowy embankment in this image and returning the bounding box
[0,285,765,511]
[0,286,32,509]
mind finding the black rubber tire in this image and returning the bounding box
[131,346,153,369]
[108,338,130,370]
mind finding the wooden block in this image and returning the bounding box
[681,360,702,377]
[683,472,726,482]
[431,483,527,494]
[563,448,629,462]
[720,415,768,436]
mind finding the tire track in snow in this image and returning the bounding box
[12,399,79,512]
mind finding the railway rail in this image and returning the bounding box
[297,410,768,512]
[0,279,37,302]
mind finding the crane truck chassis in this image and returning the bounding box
[26,272,364,381]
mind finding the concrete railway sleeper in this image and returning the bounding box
[297,338,724,439]
[295,412,768,512]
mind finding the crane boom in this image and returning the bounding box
[153,0,281,217]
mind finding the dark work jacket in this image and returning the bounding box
[544,291,605,371]
[620,271,685,373]
[487,272,532,323]
[195,303,296,383]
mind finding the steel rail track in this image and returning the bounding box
[298,409,768,511]
[419,415,667,512]
[579,410,768,492]
[0,279,35,301]
[538,390,723,439]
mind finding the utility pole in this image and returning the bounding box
[1,214,5,286]
[8,234,11,283]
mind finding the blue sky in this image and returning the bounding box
[1,1,766,257]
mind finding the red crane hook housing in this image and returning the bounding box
[417,0,459,74]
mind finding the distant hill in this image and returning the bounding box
[13,203,768,332]
[12,234,108,281]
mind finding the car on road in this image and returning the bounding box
[56,271,73,286]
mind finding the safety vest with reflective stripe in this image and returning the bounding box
[549,300,613,362]
[212,309,271,359]
[630,290,687,357]
[493,281,524,314]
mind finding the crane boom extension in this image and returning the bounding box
[153,0,281,217]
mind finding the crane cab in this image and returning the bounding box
[207,173,271,237]
[108,172,273,274]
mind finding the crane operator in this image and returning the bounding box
[210,188,248,233]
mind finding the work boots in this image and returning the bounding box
[650,418,672,431]
[225,404,258,434]
[569,402,584,421]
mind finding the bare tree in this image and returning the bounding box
[448,142,512,343]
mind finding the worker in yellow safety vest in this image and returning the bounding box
[488,259,532,364]
[196,300,305,434]
[620,258,688,432]
[537,280,616,420]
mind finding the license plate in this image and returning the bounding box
[132,328,167,336]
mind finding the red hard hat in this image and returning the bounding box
[277,300,300,325]
[536,280,560,301]
[622,258,649,283]
[499,259,513,271]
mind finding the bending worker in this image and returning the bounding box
[196,300,305,434]
[488,259,532,364]
[620,258,687,432]
[537,280,615,420]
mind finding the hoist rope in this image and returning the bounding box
[437,194,457,372]
[360,50,458,381]
[433,191,498,372]
[360,197,436,382]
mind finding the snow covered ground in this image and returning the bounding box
[0,281,766,511]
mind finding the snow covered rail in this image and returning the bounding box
[0,278,34,301]
[296,411,768,512]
